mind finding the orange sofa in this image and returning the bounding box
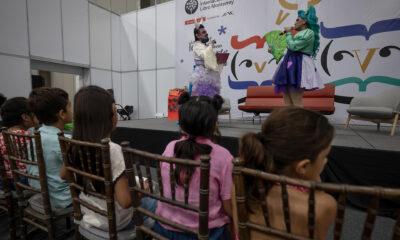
[238,84,335,115]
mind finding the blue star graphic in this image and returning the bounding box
[218,25,227,35]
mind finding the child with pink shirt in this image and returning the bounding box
[154,92,233,240]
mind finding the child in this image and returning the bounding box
[0,97,39,189]
[233,107,337,240]
[154,92,233,240]
[63,85,156,231]
[28,87,73,208]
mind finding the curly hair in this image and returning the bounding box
[298,6,320,59]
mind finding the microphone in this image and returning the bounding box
[280,27,293,35]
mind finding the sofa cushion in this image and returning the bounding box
[246,86,283,98]
[347,107,394,119]
[304,84,335,98]
[239,98,335,113]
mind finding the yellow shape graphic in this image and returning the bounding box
[308,0,322,7]
[353,48,379,73]
[279,0,297,10]
[254,62,267,73]
[279,0,322,10]
[276,10,290,25]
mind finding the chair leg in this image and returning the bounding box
[7,211,16,240]
[7,197,16,240]
[229,111,232,124]
[74,223,80,240]
[345,113,351,129]
[377,121,381,131]
[66,216,71,230]
[391,113,399,136]
[20,220,27,240]
[47,220,55,240]
[19,207,27,240]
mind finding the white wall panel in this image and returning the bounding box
[112,14,121,71]
[62,0,90,65]
[137,7,156,70]
[122,72,138,119]
[121,12,138,71]
[157,69,175,116]
[138,71,156,119]
[0,55,30,98]
[156,2,175,68]
[112,72,122,104]
[90,69,112,89]
[0,0,29,56]
[89,4,111,69]
[28,0,63,60]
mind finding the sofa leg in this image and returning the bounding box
[345,114,351,129]
[377,121,380,131]
[391,113,399,136]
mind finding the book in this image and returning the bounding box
[216,53,230,65]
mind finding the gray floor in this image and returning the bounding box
[117,118,400,151]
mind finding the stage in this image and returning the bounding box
[112,117,400,220]
[114,118,400,153]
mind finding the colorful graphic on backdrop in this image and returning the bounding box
[176,0,400,122]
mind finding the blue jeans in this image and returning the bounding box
[0,176,29,190]
[154,221,230,240]
[123,197,158,230]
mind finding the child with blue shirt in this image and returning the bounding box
[28,87,73,208]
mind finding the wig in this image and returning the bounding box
[298,6,320,59]
[194,24,205,41]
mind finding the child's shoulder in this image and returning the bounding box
[109,141,123,158]
[163,140,180,157]
[109,141,121,149]
[315,190,337,215]
[209,142,232,160]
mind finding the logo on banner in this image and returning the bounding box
[185,17,206,26]
[185,0,199,14]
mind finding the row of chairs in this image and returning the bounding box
[0,129,73,240]
[1,128,400,239]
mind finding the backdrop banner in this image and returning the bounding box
[175,0,400,123]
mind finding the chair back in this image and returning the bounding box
[58,133,117,239]
[0,128,17,239]
[233,157,400,240]
[0,129,12,196]
[121,142,211,240]
[376,87,400,110]
[2,129,53,216]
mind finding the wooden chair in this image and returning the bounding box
[0,129,16,240]
[58,133,138,240]
[2,130,73,240]
[121,142,211,240]
[232,157,400,240]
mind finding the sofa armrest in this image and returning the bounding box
[237,97,246,104]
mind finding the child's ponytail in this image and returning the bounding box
[240,132,274,212]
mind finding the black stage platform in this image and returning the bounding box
[112,118,400,219]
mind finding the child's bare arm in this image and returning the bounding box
[60,163,67,180]
[315,193,337,240]
[114,174,132,208]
